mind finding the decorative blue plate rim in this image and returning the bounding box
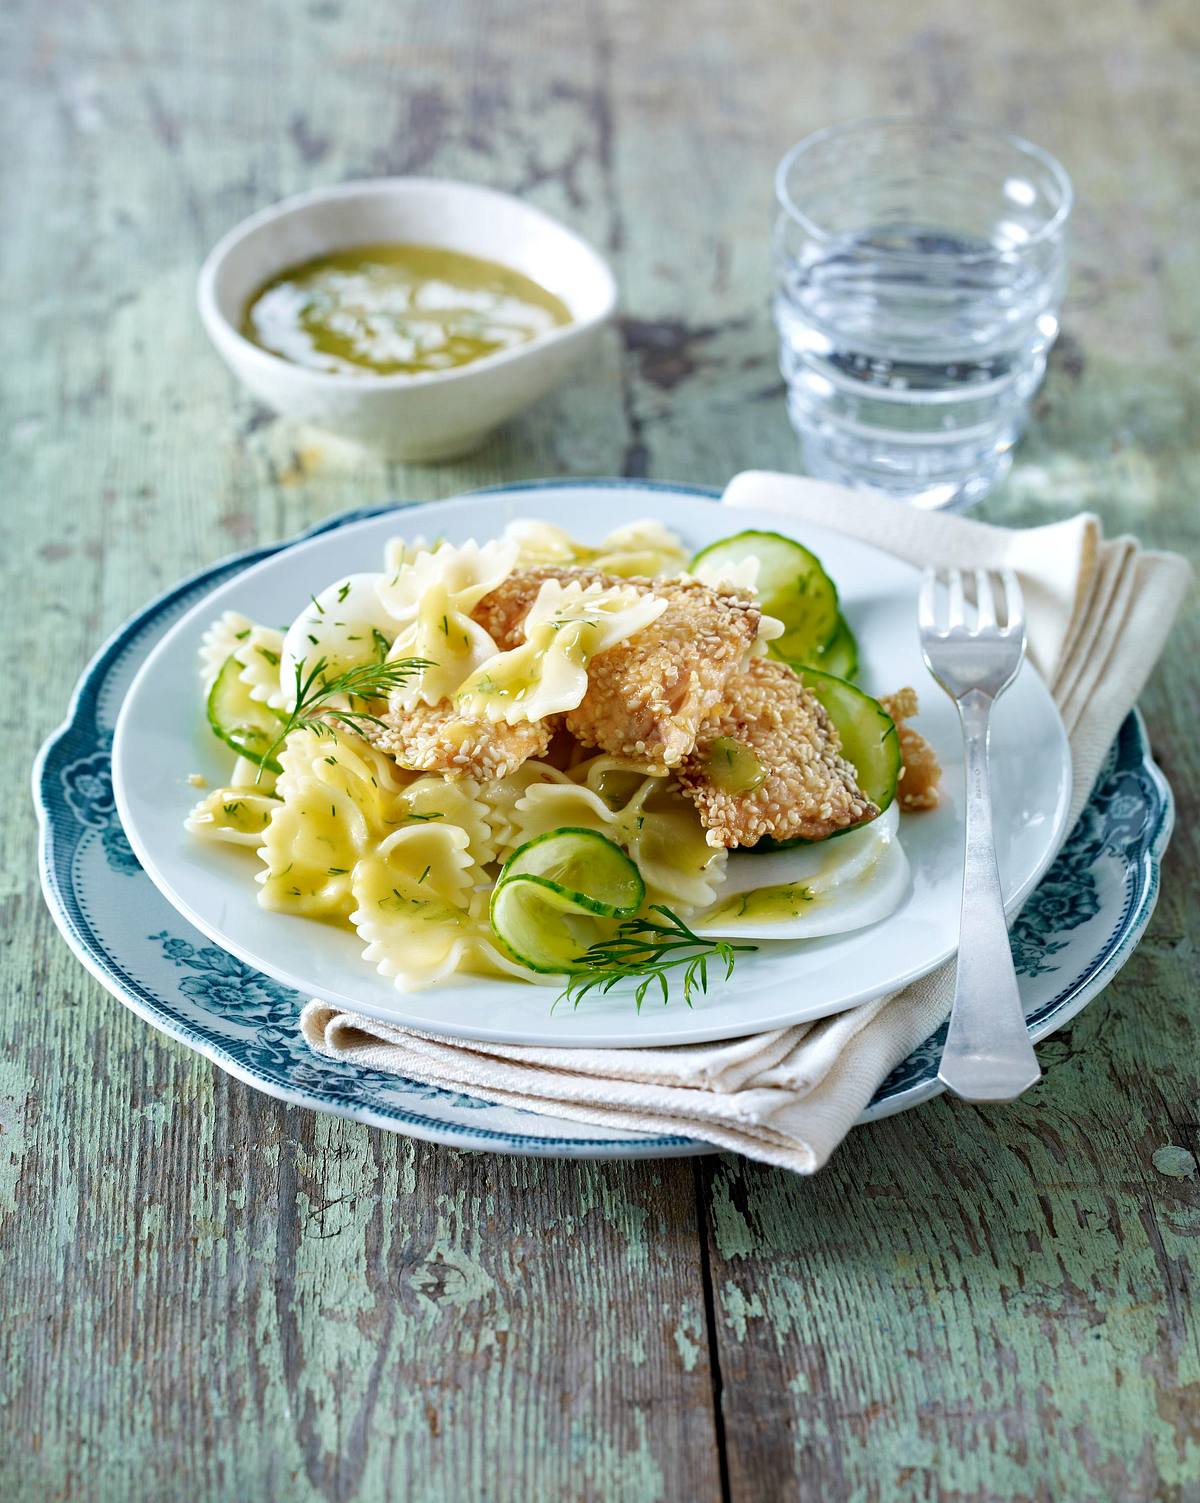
[32,479,1175,1158]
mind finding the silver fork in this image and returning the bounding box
[918,566,1040,1102]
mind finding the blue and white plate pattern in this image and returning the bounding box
[34,483,1175,1158]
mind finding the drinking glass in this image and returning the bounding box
[773,118,1072,510]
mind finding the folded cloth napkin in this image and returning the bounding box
[301,472,1192,1174]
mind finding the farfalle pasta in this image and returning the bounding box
[377,538,517,709]
[454,578,667,725]
[504,517,690,579]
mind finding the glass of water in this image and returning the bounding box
[773,118,1072,510]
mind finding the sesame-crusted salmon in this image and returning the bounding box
[368,702,556,781]
[677,656,878,848]
[473,566,762,769]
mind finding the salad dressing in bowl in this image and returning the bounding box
[243,244,572,377]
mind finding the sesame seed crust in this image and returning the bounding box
[878,689,942,811]
[678,656,878,848]
[474,566,762,769]
[367,702,555,781]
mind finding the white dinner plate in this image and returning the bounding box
[111,482,1072,1047]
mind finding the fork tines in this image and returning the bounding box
[919,566,1025,637]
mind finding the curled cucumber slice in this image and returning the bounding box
[490,828,645,972]
[207,654,288,773]
[793,667,899,813]
[690,529,839,663]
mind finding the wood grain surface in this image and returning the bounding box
[3,0,1197,1498]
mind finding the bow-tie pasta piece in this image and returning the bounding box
[383,535,432,575]
[590,519,690,579]
[257,778,373,919]
[235,625,290,710]
[199,611,254,691]
[478,759,574,862]
[385,582,500,709]
[350,824,476,990]
[276,727,414,827]
[279,572,396,705]
[185,787,281,848]
[378,537,517,620]
[502,517,689,580]
[455,579,668,726]
[395,775,499,868]
[624,776,729,910]
[503,519,581,568]
[377,539,517,709]
[199,614,288,709]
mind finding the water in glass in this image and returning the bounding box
[774,122,1072,510]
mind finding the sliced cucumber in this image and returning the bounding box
[496,828,645,917]
[207,653,288,773]
[794,667,899,812]
[810,616,859,681]
[747,665,900,852]
[490,880,613,973]
[491,829,645,972]
[691,529,839,662]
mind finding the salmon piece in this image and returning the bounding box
[368,702,556,781]
[677,657,877,848]
[474,566,761,769]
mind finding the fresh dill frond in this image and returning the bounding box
[556,905,757,1012]
[255,653,433,781]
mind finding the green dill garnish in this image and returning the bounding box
[404,810,444,822]
[328,866,348,875]
[337,581,351,603]
[222,800,242,816]
[417,865,431,884]
[310,594,325,614]
[256,645,280,666]
[556,905,757,1012]
[372,628,391,662]
[234,628,251,640]
[255,654,433,781]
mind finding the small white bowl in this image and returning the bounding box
[197,179,617,462]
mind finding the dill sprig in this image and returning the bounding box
[557,904,757,1012]
[256,654,432,780]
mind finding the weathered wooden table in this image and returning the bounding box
[5,1,1198,1497]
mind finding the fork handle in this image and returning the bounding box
[938,690,1041,1102]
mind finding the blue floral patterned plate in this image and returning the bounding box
[33,483,1175,1158]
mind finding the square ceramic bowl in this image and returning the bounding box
[197,179,617,462]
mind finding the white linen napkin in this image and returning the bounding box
[300,472,1191,1173]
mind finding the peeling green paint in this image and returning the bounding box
[0,1060,31,1217]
